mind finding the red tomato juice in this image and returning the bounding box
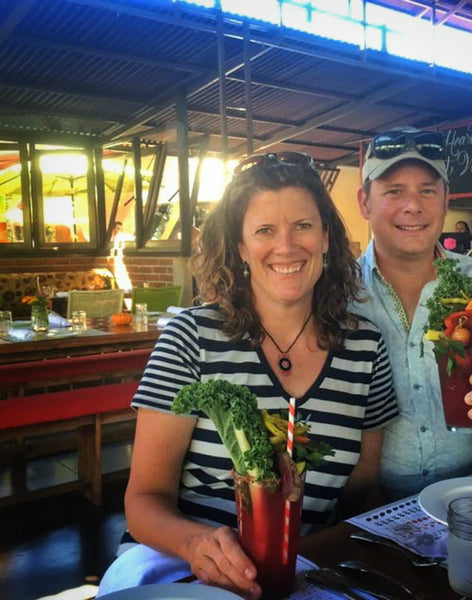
[233,472,304,598]
[438,353,472,429]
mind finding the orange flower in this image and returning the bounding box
[22,294,49,306]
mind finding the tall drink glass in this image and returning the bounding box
[233,471,304,598]
[437,353,472,430]
[447,497,472,598]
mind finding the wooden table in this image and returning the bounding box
[0,316,160,364]
[299,521,460,600]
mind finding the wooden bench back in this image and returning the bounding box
[0,348,151,429]
[0,348,150,387]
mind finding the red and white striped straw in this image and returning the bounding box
[286,396,296,457]
[282,396,296,564]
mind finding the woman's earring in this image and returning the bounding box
[322,253,329,269]
[243,262,250,278]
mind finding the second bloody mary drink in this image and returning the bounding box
[424,258,472,430]
[437,351,472,429]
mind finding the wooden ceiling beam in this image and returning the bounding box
[0,103,119,126]
[0,127,99,146]
[226,75,358,102]
[0,80,142,107]
[11,34,207,75]
[65,0,220,34]
[186,104,377,138]
[104,46,273,140]
[226,75,453,120]
[234,78,418,157]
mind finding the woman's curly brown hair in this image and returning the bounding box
[190,157,362,350]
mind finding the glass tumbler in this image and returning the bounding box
[447,496,472,598]
[71,310,87,332]
[0,310,12,334]
[134,303,148,330]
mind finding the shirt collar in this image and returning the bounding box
[435,242,446,259]
[363,239,445,274]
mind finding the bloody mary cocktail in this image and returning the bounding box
[233,471,304,598]
[423,259,472,431]
[172,381,333,597]
[438,352,472,429]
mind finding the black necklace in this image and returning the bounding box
[262,313,312,374]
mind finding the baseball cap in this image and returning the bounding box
[362,127,448,184]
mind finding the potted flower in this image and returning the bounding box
[22,288,50,332]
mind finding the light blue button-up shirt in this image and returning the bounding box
[352,241,472,500]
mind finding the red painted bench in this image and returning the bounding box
[0,348,151,507]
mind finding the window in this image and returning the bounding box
[1,142,98,251]
[103,150,138,246]
[0,137,231,255]
[0,142,26,245]
[36,150,92,245]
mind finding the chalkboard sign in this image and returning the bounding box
[444,126,472,196]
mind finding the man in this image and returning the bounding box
[352,127,472,501]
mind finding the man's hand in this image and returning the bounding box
[185,526,261,599]
[465,376,472,420]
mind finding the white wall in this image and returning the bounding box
[330,165,370,254]
[444,208,472,233]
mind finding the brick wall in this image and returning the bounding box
[118,256,175,287]
[0,253,197,305]
[0,256,110,274]
[0,255,177,288]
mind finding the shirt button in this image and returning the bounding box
[413,384,422,390]
[423,469,429,476]
[420,426,427,432]
[409,342,415,348]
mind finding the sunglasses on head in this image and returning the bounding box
[369,130,445,161]
[234,151,317,174]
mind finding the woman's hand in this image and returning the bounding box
[466,376,472,421]
[186,525,261,600]
[126,411,261,598]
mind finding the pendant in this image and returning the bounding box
[278,355,292,373]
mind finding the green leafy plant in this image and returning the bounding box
[172,380,334,481]
[172,379,277,481]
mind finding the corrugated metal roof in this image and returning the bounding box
[0,0,472,165]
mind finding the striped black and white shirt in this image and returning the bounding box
[133,304,398,534]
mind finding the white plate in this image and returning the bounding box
[418,476,472,525]
[99,583,241,600]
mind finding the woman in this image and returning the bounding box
[97,152,398,599]
[455,220,471,234]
